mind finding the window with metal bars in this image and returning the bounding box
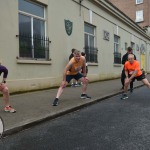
[84,23,98,63]
[114,35,121,64]
[18,0,50,60]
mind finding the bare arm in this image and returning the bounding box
[125,69,137,81]
[125,70,129,78]
[82,58,87,77]
[63,62,72,81]
[129,70,138,80]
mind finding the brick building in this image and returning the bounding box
[108,0,150,33]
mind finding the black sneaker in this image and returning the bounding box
[52,98,59,106]
[121,93,128,100]
[80,94,91,99]
[75,83,81,87]
[71,83,75,87]
[130,88,133,93]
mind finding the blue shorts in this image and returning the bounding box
[66,73,83,83]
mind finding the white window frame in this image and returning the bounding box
[135,10,144,22]
[136,0,143,4]
[18,0,48,60]
[84,23,98,63]
[125,42,128,51]
[114,35,120,53]
[131,42,135,54]
[19,1,46,38]
[114,35,121,64]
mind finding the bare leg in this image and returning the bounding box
[80,77,88,94]
[0,84,10,107]
[0,84,16,112]
[2,86,10,107]
[124,78,130,93]
[56,81,68,99]
[142,78,150,88]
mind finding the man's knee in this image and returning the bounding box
[2,87,9,94]
[82,77,89,84]
[60,82,67,89]
[124,82,129,87]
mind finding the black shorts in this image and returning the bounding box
[66,73,83,83]
[134,72,146,81]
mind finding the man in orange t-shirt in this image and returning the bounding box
[52,49,91,106]
[121,54,150,99]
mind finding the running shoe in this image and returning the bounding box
[121,93,128,100]
[71,83,75,87]
[75,83,81,87]
[4,106,16,113]
[80,94,91,99]
[52,98,59,106]
[130,88,133,93]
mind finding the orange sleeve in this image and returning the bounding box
[124,62,128,71]
[134,61,140,70]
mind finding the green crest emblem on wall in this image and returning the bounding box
[64,20,73,36]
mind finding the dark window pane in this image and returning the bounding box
[85,47,98,63]
[19,33,32,58]
[114,52,121,64]
[89,35,94,48]
[33,18,45,36]
[114,35,118,43]
[34,36,46,59]
[19,0,44,18]
[19,14,32,57]
[19,14,31,34]
[33,19,45,59]
[84,24,94,35]
[84,34,88,47]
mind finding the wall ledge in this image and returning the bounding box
[16,59,52,65]
[113,64,122,67]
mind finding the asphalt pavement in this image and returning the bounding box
[1,86,150,150]
[0,74,150,136]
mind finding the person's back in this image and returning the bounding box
[69,53,74,60]
[69,48,76,60]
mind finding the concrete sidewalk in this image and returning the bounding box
[1,74,150,136]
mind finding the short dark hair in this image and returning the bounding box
[81,52,85,56]
[127,47,132,51]
[73,50,80,55]
[71,48,76,53]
